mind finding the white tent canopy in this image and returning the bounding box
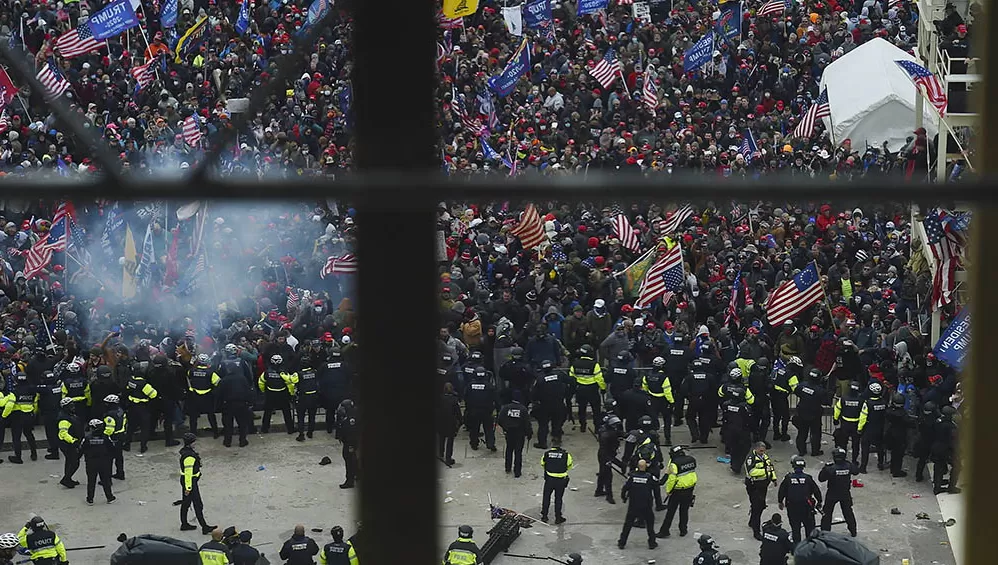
[820,38,939,152]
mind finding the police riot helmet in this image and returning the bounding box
[89,418,105,431]
[510,347,524,359]
[669,445,685,457]
[868,381,883,396]
[786,356,803,367]
[0,532,19,549]
[606,415,622,429]
[941,405,957,419]
[60,397,74,408]
[922,401,937,415]
[474,366,487,378]
[757,357,770,369]
[791,456,806,469]
[97,365,112,378]
[567,553,583,565]
[66,362,81,374]
[579,344,593,356]
[470,350,483,361]
[439,353,452,364]
[330,526,344,541]
[698,534,717,550]
[103,394,119,404]
[183,432,197,445]
[458,525,474,538]
[891,392,905,406]
[28,517,46,530]
[807,368,822,380]
[224,343,238,356]
[617,350,632,362]
[849,381,861,393]
[728,367,743,382]
[674,333,686,344]
[603,398,617,413]
[639,415,654,431]
[270,354,283,366]
[716,554,732,565]
[15,371,27,382]
[633,376,644,389]
[832,447,847,461]
[653,356,666,367]
[540,359,553,370]
[340,399,355,410]
[197,353,210,365]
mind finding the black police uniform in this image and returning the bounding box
[498,400,531,476]
[335,402,360,487]
[777,468,822,544]
[595,423,621,503]
[37,372,63,458]
[296,364,320,438]
[279,534,319,565]
[180,443,211,530]
[607,357,636,400]
[769,365,796,440]
[260,367,295,433]
[748,362,772,443]
[684,359,717,443]
[794,379,827,456]
[722,401,752,474]
[664,342,691,426]
[57,407,83,487]
[61,371,90,422]
[818,458,859,536]
[6,380,39,461]
[931,412,959,494]
[617,381,652,432]
[618,470,658,549]
[217,373,254,447]
[188,364,220,437]
[80,431,115,503]
[104,404,128,478]
[859,393,888,472]
[230,540,261,565]
[759,519,793,565]
[833,390,864,463]
[540,446,572,522]
[531,369,569,448]
[465,375,498,451]
[884,400,915,477]
[914,406,939,482]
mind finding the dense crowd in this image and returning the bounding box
[0,0,978,178]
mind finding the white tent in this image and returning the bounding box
[820,38,938,152]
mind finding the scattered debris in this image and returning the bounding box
[890,508,901,515]
[852,479,864,488]
[444,497,454,503]
[446,491,453,495]
[257,466,266,471]
[732,504,741,509]
[911,494,921,499]
[944,518,957,527]
[583,480,595,484]
[647,560,656,564]
[463,493,470,496]
[915,512,930,520]
[569,487,578,491]
[49,474,60,479]
[311,528,323,533]
[319,456,332,465]
[136,501,146,506]
[717,456,731,464]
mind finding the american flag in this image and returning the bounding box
[657,204,693,234]
[46,202,71,252]
[792,87,830,139]
[895,59,948,116]
[24,233,53,280]
[725,271,742,327]
[131,60,157,92]
[739,129,760,161]
[765,262,824,327]
[437,9,464,29]
[923,208,962,310]
[757,0,792,16]
[635,242,683,308]
[584,29,596,50]
[286,287,301,311]
[321,253,358,277]
[175,251,206,296]
[36,59,71,100]
[589,48,621,89]
[0,111,7,136]
[617,0,634,4]
[613,213,640,252]
[182,114,202,146]
[54,23,102,58]
[641,69,657,116]
[510,204,546,249]
[889,0,904,7]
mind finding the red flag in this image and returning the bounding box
[0,67,17,110]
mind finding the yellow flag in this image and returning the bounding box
[175,16,210,63]
[442,0,479,19]
[122,225,137,299]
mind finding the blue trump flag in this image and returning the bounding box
[524,0,552,28]
[89,0,140,40]
[934,307,971,371]
[297,0,331,36]
[235,0,251,34]
[488,38,530,98]
[683,31,714,73]
[161,0,178,28]
[715,2,741,44]
[577,0,608,16]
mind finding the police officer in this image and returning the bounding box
[657,444,698,538]
[718,367,756,406]
[914,401,939,482]
[319,345,351,434]
[749,357,772,443]
[2,372,38,463]
[607,351,636,400]
[693,534,720,565]
[618,377,652,432]
[335,399,359,489]
[498,391,532,477]
[501,347,534,405]
[81,418,116,504]
[722,398,753,475]
[595,414,622,504]
[217,358,255,448]
[17,517,68,565]
[884,393,914,478]
[0,531,19,564]
[463,350,484,387]
[643,357,675,442]
[102,394,127,480]
[818,447,859,536]
[60,361,90,423]
[320,526,358,565]
[187,353,221,438]
[443,525,479,565]
[230,531,260,565]
[833,381,867,464]
[296,353,321,441]
[745,442,778,540]
[465,366,498,452]
[684,356,717,444]
[931,406,960,495]
[90,365,121,413]
[777,456,822,544]
[147,355,182,448]
[759,514,793,565]
[179,432,217,534]
[532,360,569,449]
[259,354,298,434]
[540,436,573,524]
[794,369,828,457]
[280,524,320,565]
[200,529,230,565]
[617,459,658,550]
[37,370,63,460]
[570,345,605,433]
[57,397,83,489]
[124,367,159,453]
[769,358,801,442]
[664,334,692,426]
[859,381,888,473]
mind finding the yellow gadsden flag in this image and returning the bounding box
[122,224,137,299]
[442,0,479,19]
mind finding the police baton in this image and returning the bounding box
[503,553,568,564]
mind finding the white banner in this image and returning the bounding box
[503,6,523,36]
[632,2,651,24]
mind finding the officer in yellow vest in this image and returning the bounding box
[833,381,868,465]
[540,436,574,524]
[569,344,605,433]
[188,354,222,438]
[17,517,67,565]
[258,354,298,434]
[2,372,38,463]
[657,444,698,538]
[199,528,229,565]
[745,442,778,541]
[124,370,159,453]
[442,525,480,565]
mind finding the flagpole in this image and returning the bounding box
[612,245,655,278]
[907,77,975,172]
[811,259,836,323]
[617,68,630,98]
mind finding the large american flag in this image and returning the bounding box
[24,234,53,280]
[757,0,792,16]
[641,69,657,116]
[895,60,948,116]
[182,114,202,146]
[589,48,621,89]
[657,204,693,234]
[510,204,546,249]
[0,111,7,136]
[437,9,464,29]
[724,271,742,327]
[54,23,102,58]
[792,87,830,139]
[36,60,71,100]
[923,208,962,310]
[320,253,358,277]
[635,243,683,308]
[764,262,824,326]
[613,213,640,252]
[131,60,157,92]
[47,202,71,252]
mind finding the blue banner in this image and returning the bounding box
[934,307,971,371]
[577,0,608,16]
[524,0,552,28]
[235,0,251,34]
[683,31,714,73]
[715,2,741,44]
[88,0,140,40]
[161,0,178,28]
[487,38,530,98]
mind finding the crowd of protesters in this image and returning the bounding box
[0,0,977,178]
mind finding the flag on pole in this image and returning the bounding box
[54,23,103,58]
[46,203,70,252]
[437,9,464,28]
[622,251,654,297]
[320,253,358,277]
[635,242,683,308]
[764,262,824,326]
[0,111,8,136]
[24,234,53,280]
[725,271,742,327]
[757,0,792,16]
[130,59,157,92]
[235,0,251,34]
[657,204,693,234]
[122,224,138,299]
[641,69,657,115]
[134,222,155,286]
[510,204,546,249]
[739,129,760,162]
[895,59,948,116]
[589,48,621,89]
[0,67,17,109]
[923,208,962,310]
[36,59,71,100]
[613,214,640,252]
[182,114,202,146]
[792,88,830,139]
[175,250,206,296]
